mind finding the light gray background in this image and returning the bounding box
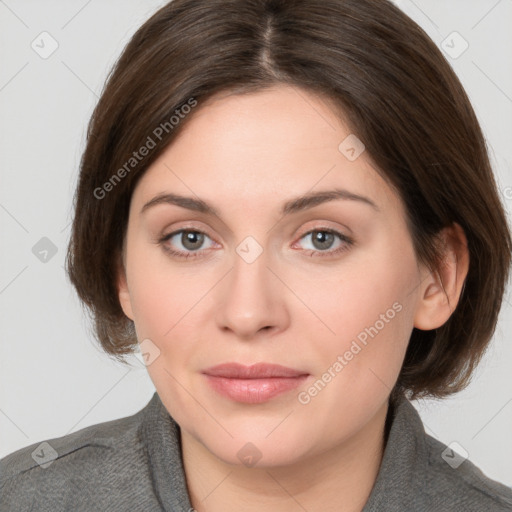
[1,0,511,488]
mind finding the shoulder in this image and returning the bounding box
[0,400,153,511]
[406,400,512,511]
[369,396,512,512]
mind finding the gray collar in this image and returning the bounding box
[141,392,424,512]
[362,395,426,511]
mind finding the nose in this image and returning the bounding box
[215,243,290,340]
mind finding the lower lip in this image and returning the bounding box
[204,375,309,404]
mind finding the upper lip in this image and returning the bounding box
[202,362,308,379]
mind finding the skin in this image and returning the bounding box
[117,84,469,512]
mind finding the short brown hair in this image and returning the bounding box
[65,0,511,400]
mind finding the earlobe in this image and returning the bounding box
[117,256,135,321]
[413,223,469,331]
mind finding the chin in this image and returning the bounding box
[199,428,311,469]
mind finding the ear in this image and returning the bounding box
[117,250,135,321]
[413,222,469,330]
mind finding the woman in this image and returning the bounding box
[1,0,511,510]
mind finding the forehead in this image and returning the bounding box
[131,85,400,216]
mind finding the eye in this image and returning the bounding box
[158,227,354,260]
[294,228,354,258]
[159,229,216,258]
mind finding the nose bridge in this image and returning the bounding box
[216,234,285,336]
[230,235,273,309]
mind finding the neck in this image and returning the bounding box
[181,399,390,512]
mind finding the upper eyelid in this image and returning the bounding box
[161,216,352,236]
[163,226,217,243]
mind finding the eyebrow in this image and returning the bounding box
[140,188,380,217]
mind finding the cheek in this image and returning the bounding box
[125,241,191,339]
[306,252,411,331]
[300,247,417,380]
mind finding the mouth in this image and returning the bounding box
[201,362,310,404]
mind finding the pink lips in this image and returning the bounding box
[202,363,309,404]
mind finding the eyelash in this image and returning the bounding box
[158,227,354,260]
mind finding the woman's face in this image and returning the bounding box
[118,84,428,467]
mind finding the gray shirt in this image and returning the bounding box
[1,392,511,511]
